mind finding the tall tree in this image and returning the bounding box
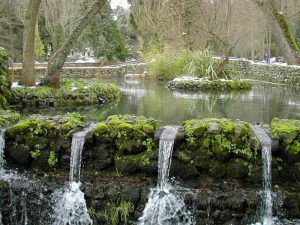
[20,0,41,86]
[43,0,108,88]
[252,0,300,64]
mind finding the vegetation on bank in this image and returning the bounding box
[10,78,120,107]
[168,78,251,91]
[0,48,12,108]
[146,49,219,81]
[145,48,251,91]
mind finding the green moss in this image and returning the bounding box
[114,150,153,174]
[0,110,20,126]
[275,12,300,54]
[183,118,256,177]
[5,113,86,168]
[271,118,299,141]
[209,160,227,178]
[0,48,12,108]
[60,112,86,132]
[95,114,160,154]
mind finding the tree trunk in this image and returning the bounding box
[253,0,300,65]
[43,0,107,88]
[20,0,42,86]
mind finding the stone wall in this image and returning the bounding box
[227,59,300,86]
[12,62,147,80]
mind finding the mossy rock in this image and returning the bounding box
[5,113,86,169]
[168,78,251,91]
[227,158,249,179]
[192,148,212,170]
[170,159,198,178]
[209,160,227,178]
[271,118,300,162]
[183,118,255,161]
[271,118,300,145]
[0,110,20,126]
[94,114,160,154]
[114,150,156,175]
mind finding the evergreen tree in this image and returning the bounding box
[83,5,128,61]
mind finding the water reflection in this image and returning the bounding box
[14,79,300,125]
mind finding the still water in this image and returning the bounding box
[17,77,300,125]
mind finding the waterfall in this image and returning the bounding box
[138,126,195,225]
[52,182,92,225]
[252,125,273,225]
[0,129,6,174]
[52,124,96,225]
[0,129,5,225]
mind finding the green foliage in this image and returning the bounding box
[146,49,218,81]
[30,149,41,159]
[48,150,58,167]
[104,198,134,225]
[83,5,128,61]
[0,48,12,108]
[142,138,155,151]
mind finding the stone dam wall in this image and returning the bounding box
[0,112,299,225]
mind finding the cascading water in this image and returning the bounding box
[0,129,6,175]
[252,125,273,225]
[0,129,5,225]
[52,124,96,225]
[138,126,195,225]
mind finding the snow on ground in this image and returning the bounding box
[213,56,300,68]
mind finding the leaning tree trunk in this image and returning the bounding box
[20,0,42,86]
[253,0,300,65]
[43,0,107,88]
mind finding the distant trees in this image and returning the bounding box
[130,0,300,64]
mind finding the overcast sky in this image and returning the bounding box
[110,0,131,9]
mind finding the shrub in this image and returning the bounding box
[146,49,217,81]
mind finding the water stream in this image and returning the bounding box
[252,125,273,225]
[52,124,96,225]
[138,126,195,225]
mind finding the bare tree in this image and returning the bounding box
[20,0,42,86]
[42,0,108,88]
[252,0,300,64]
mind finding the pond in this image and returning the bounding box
[16,77,300,125]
